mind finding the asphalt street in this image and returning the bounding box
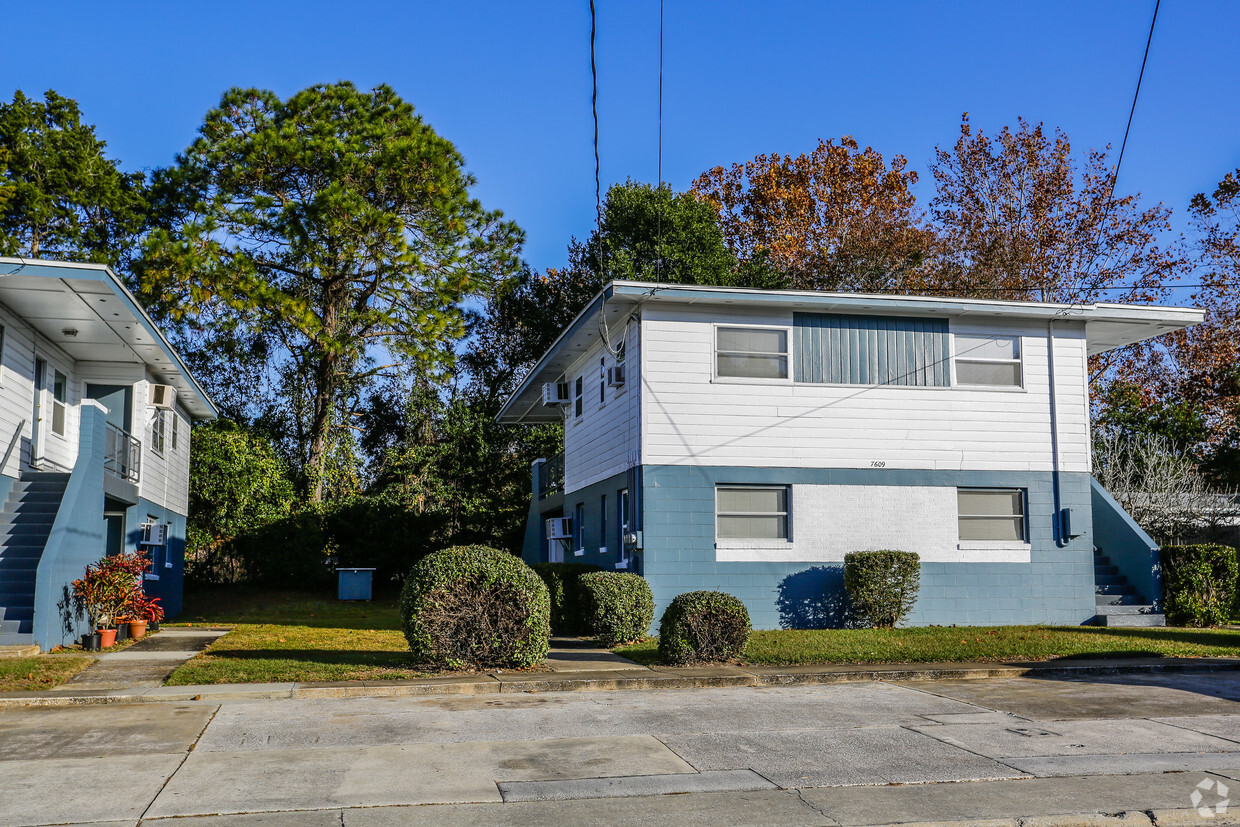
[6,670,1240,825]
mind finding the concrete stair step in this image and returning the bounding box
[0,605,34,621]
[0,618,32,636]
[1094,565,1119,576]
[1095,612,1166,627]
[1096,594,1147,606]
[1093,574,1127,586]
[1094,583,1137,596]
[0,643,39,658]
[21,472,70,483]
[0,633,35,646]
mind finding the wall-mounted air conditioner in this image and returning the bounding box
[149,384,177,410]
[606,365,626,388]
[141,522,169,546]
[542,382,570,406]
[546,517,573,539]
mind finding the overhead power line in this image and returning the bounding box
[1111,0,1161,196]
[590,0,601,226]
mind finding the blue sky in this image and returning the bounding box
[5,1,1238,274]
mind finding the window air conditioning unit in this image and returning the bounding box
[149,384,177,410]
[542,381,570,406]
[606,365,626,388]
[141,522,169,546]
[546,517,573,539]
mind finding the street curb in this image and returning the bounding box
[2,656,1239,707]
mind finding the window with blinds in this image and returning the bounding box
[715,327,789,379]
[954,334,1023,387]
[716,485,790,540]
[957,488,1027,542]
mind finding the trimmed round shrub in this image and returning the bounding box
[843,550,921,628]
[580,572,654,645]
[532,562,603,634]
[1162,544,1238,628]
[400,545,550,669]
[657,590,751,665]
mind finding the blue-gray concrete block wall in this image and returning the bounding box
[640,465,1098,630]
[33,404,107,650]
[526,469,636,572]
[125,501,188,619]
[1091,477,1161,605]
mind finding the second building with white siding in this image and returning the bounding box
[499,281,1202,629]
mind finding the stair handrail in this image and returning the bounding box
[0,418,23,475]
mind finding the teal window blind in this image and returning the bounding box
[794,313,949,386]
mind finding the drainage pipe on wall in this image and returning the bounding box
[1046,320,1067,547]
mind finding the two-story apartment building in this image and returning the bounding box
[0,258,217,650]
[498,281,1202,629]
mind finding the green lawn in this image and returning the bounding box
[166,589,432,685]
[0,656,93,691]
[615,625,1240,667]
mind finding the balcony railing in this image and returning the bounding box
[104,422,141,483]
[538,453,564,500]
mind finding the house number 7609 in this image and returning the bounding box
[871,461,886,467]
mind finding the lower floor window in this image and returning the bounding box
[716,485,789,540]
[957,488,1026,541]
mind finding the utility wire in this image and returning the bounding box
[590,0,601,226]
[655,0,664,285]
[1112,0,1161,198]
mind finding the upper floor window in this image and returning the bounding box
[957,488,1026,542]
[599,358,606,404]
[171,412,180,451]
[0,325,7,384]
[574,376,584,419]
[152,410,166,456]
[954,334,1022,388]
[716,327,788,380]
[716,485,790,540]
[51,371,67,436]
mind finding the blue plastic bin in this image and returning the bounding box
[336,567,376,601]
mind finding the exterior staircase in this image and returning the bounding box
[0,472,69,646]
[1093,547,1165,627]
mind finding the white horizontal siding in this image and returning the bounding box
[136,375,191,515]
[0,302,85,476]
[562,321,640,494]
[640,304,1091,473]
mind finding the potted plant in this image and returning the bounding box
[71,550,151,648]
[124,593,164,639]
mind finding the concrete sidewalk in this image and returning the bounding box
[8,671,1240,826]
[3,653,1240,707]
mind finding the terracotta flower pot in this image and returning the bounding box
[98,628,117,648]
[127,621,147,640]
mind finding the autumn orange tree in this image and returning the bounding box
[1113,169,1240,477]
[924,114,1185,307]
[692,136,934,292]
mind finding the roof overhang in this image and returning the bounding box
[0,257,218,420]
[496,281,1204,425]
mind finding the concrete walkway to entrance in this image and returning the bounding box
[544,636,645,672]
[54,628,227,692]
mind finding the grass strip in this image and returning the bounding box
[0,656,93,691]
[615,625,1240,667]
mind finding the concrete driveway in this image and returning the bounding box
[5,671,1240,825]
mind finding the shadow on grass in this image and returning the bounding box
[180,588,403,631]
[196,648,418,667]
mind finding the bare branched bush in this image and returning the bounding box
[1092,432,1239,546]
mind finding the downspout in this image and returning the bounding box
[1047,320,1067,547]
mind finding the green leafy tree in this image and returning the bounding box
[140,82,523,500]
[0,90,147,267]
[186,420,297,581]
[576,181,778,288]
